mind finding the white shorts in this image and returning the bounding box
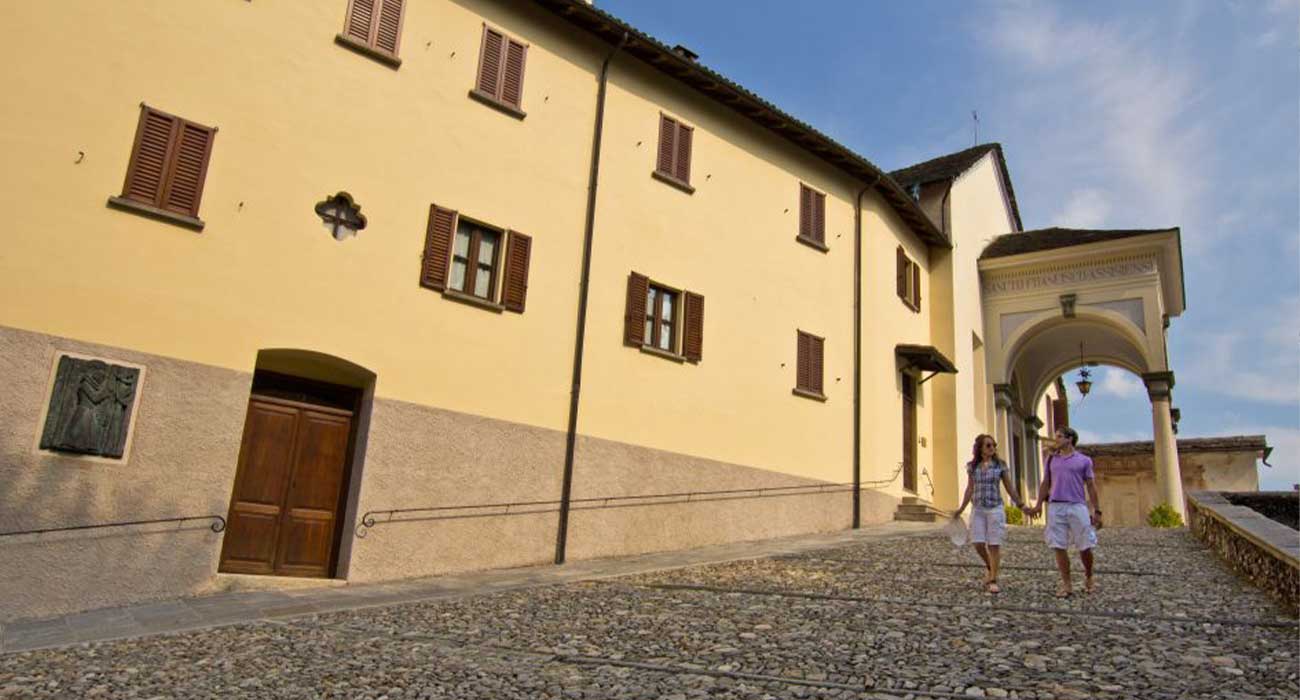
[969,506,1007,546]
[1045,502,1098,551]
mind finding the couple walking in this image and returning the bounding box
[951,426,1101,597]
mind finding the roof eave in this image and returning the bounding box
[530,0,950,249]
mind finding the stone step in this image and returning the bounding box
[893,501,950,523]
[894,510,945,522]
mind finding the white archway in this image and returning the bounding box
[978,227,1187,515]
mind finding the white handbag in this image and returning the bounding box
[945,514,970,547]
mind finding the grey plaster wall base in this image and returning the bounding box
[2,325,892,622]
[0,325,250,623]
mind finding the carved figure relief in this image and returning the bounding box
[39,356,141,458]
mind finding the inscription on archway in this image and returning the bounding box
[983,258,1156,296]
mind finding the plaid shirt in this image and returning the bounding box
[968,460,1007,509]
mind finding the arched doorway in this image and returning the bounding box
[218,350,375,578]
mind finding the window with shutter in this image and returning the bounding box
[626,272,701,363]
[652,114,695,193]
[794,330,827,400]
[470,25,528,118]
[895,247,921,312]
[108,104,215,231]
[797,183,828,251]
[337,0,405,67]
[421,205,529,314]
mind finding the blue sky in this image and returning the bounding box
[599,0,1300,489]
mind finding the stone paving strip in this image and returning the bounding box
[0,522,938,655]
[1,525,1295,699]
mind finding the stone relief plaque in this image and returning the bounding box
[39,356,141,459]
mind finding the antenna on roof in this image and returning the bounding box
[972,110,979,146]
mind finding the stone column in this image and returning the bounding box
[993,383,1014,485]
[1142,371,1184,518]
[1026,416,1045,497]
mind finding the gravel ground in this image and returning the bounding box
[1,527,1294,699]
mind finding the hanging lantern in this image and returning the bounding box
[1076,367,1092,397]
[1075,342,1092,397]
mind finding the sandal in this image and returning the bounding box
[1055,582,1072,599]
[1084,577,1096,594]
[987,581,1000,594]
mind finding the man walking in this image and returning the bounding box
[1025,425,1101,598]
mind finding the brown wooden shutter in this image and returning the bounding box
[812,190,826,243]
[796,332,824,394]
[501,39,527,108]
[796,331,812,390]
[657,115,677,175]
[912,262,922,309]
[799,184,812,239]
[673,123,693,183]
[624,272,649,347]
[896,247,907,299]
[810,335,824,394]
[160,121,215,217]
[682,291,704,362]
[373,0,405,56]
[1053,398,1069,431]
[421,204,457,291]
[122,106,178,207]
[477,27,505,98]
[500,230,532,313]
[344,0,375,44]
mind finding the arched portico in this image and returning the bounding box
[979,227,1187,515]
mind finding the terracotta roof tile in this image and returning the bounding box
[889,143,1022,232]
[531,0,949,247]
[1085,435,1269,457]
[980,227,1177,259]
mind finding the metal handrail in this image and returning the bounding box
[357,465,907,537]
[0,514,227,539]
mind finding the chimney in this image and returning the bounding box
[672,44,699,62]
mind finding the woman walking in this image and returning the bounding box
[953,434,1029,593]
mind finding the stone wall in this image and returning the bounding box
[1186,491,1299,615]
[1088,439,1263,527]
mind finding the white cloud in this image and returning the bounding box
[1051,189,1113,229]
[1076,428,1149,446]
[1097,368,1144,399]
[983,5,1208,243]
[1181,296,1300,406]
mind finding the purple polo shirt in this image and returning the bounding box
[1047,451,1094,504]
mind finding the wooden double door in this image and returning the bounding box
[219,393,354,578]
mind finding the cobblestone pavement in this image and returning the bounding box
[2,526,1295,699]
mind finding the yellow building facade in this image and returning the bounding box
[1,0,1193,623]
